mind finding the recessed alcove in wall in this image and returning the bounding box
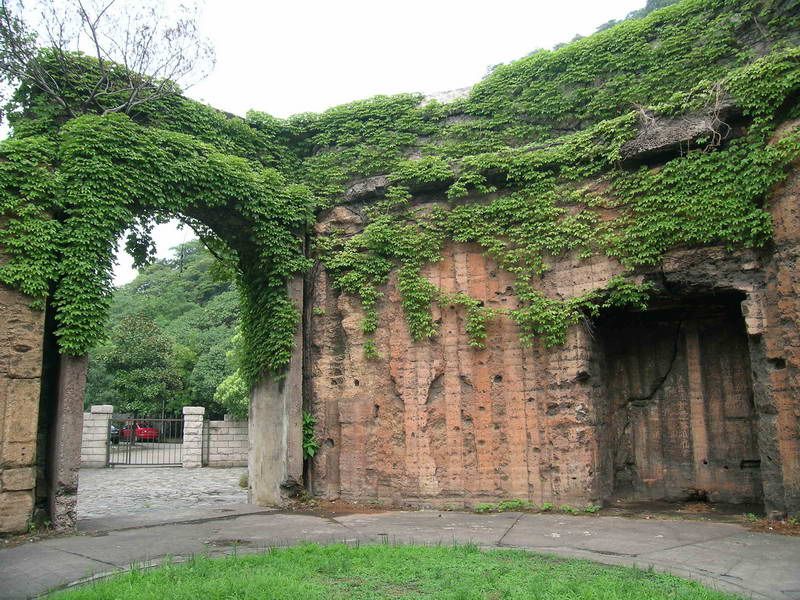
[594,292,763,508]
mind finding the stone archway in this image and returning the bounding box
[0,231,304,533]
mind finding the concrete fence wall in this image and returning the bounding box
[80,405,248,468]
[80,404,113,467]
[207,414,248,467]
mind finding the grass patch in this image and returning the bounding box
[471,499,601,515]
[50,544,742,599]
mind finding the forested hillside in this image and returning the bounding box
[84,241,247,418]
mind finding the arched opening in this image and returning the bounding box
[71,222,254,529]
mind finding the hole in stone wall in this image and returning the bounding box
[686,488,710,503]
[768,357,786,369]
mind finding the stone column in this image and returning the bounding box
[48,354,88,531]
[249,276,304,506]
[80,405,113,468]
[0,278,46,534]
[182,406,205,468]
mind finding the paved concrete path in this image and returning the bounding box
[1,509,798,599]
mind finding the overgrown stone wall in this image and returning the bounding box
[307,221,616,506]
[0,278,44,533]
[306,169,800,517]
[2,0,799,528]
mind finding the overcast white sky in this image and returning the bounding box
[114,0,643,285]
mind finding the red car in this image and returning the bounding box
[119,422,160,442]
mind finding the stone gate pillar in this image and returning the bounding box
[80,404,113,468]
[182,406,206,468]
[248,276,304,506]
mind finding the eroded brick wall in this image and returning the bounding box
[0,280,45,533]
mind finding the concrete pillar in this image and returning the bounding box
[80,405,113,468]
[48,355,88,531]
[182,406,205,468]
[249,276,304,506]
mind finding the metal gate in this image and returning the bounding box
[107,416,183,466]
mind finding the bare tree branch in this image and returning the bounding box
[0,0,215,123]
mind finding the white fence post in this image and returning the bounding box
[80,404,114,467]
[182,406,205,468]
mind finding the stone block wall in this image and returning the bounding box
[80,405,112,467]
[0,279,45,533]
[182,406,205,468]
[207,415,248,467]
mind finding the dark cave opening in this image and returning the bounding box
[595,293,764,508]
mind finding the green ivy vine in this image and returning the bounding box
[1,0,799,380]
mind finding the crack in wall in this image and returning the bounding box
[609,318,684,492]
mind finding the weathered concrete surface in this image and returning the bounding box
[1,510,799,600]
[47,355,87,531]
[249,276,304,506]
[0,280,44,534]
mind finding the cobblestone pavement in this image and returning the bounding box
[77,466,247,519]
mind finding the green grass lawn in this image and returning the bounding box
[51,544,741,600]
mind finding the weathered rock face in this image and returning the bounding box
[309,205,624,507]
[760,167,800,516]
[0,277,45,533]
[307,171,800,517]
[595,300,762,505]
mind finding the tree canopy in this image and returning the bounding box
[84,240,246,417]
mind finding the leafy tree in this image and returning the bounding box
[0,0,214,120]
[103,313,181,415]
[85,240,243,418]
[214,370,248,420]
[213,329,248,419]
[595,0,679,32]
